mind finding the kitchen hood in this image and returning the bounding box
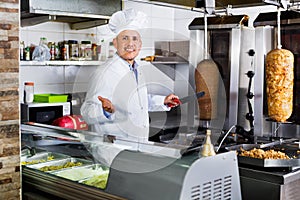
[189,15,249,30]
[254,10,300,26]
[21,0,122,30]
[149,0,300,9]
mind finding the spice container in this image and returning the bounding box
[24,82,34,103]
[68,40,79,60]
[59,41,69,60]
[79,41,92,60]
[49,42,55,60]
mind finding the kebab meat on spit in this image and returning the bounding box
[266,48,294,122]
[265,9,294,123]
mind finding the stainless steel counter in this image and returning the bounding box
[239,166,300,200]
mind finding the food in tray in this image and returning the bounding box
[239,148,290,159]
[38,161,82,172]
[266,48,294,122]
[54,167,108,181]
[81,172,109,189]
[21,155,54,165]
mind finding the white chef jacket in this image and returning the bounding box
[81,53,169,143]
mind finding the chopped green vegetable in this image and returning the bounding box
[82,172,109,189]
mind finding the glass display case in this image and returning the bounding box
[21,123,241,200]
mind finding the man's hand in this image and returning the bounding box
[98,96,115,113]
[164,94,181,108]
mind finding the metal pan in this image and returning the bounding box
[21,151,69,165]
[229,143,300,168]
[52,164,108,182]
[238,155,300,168]
[26,157,93,172]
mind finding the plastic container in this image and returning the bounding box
[33,94,68,103]
[24,82,34,103]
[32,37,51,61]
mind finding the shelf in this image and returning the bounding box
[20,60,104,66]
[151,61,188,64]
[141,56,189,65]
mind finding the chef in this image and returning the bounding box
[81,9,180,143]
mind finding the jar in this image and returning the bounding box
[49,42,55,60]
[24,82,34,103]
[80,41,92,60]
[68,40,79,60]
[59,41,69,60]
[55,44,60,60]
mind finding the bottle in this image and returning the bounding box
[108,42,115,58]
[20,41,25,60]
[55,44,60,60]
[96,41,102,61]
[25,47,30,61]
[89,33,98,60]
[32,37,50,61]
[92,43,98,60]
[200,129,216,157]
[24,82,34,103]
[49,42,55,60]
[85,41,92,60]
[61,41,69,60]
[100,39,107,61]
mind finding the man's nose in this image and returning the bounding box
[127,38,135,45]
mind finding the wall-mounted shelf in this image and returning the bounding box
[20,60,104,66]
[151,61,188,65]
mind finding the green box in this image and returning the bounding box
[34,94,68,103]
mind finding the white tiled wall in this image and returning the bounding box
[20,1,195,103]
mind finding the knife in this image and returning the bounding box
[168,91,205,107]
[180,91,205,104]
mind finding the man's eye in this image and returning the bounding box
[122,36,128,40]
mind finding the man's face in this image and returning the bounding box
[113,30,142,63]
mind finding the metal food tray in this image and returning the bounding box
[78,167,110,189]
[52,164,109,182]
[21,152,69,165]
[26,157,93,172]
[227,143,300,167]
[21,148,45,157]
[238,156,300,167]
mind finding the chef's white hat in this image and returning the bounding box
[108,8,148,36]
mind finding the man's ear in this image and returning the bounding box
[113,38,117,48]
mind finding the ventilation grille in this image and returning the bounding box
[190,175,232,200]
